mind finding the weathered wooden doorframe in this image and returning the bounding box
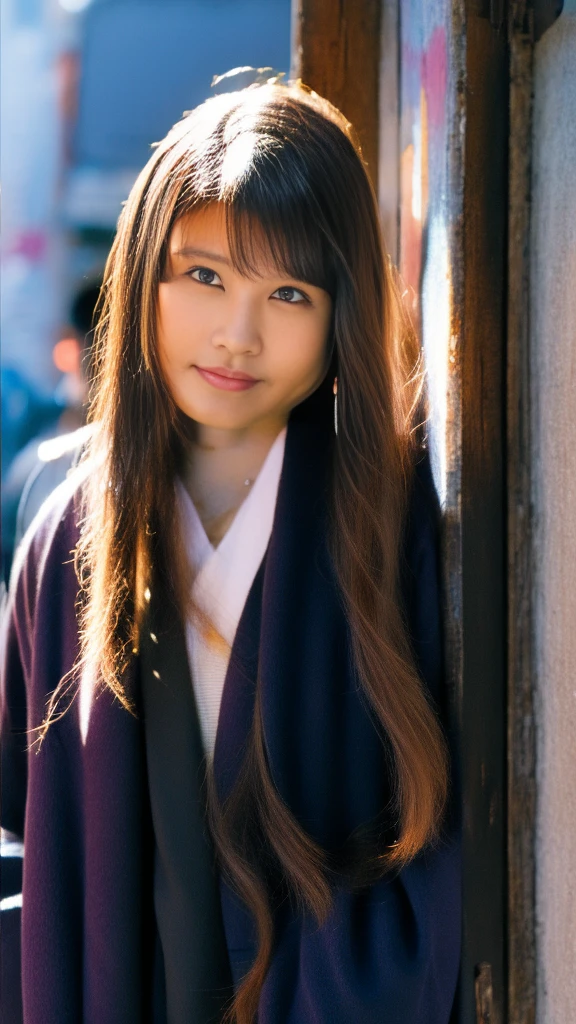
[507,6,537,1021]
[506,2,563,1020]
[443,6,509,1020]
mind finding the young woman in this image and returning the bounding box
[1,81,461,1023]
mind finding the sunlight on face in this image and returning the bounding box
[156,203,333,436]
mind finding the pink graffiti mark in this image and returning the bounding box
[7,230,48,262]
[399,21,447,322]
[422,26,447,132]
[401,24,447,134]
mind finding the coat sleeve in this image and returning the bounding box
[1,481,80,1024]
[257,450,462,1024]
[1,542,37,1024]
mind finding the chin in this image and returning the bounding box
[176,400,256,432]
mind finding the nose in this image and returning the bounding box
[211,296,262,357]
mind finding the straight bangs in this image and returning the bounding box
[163,92,343,298]
[223,185,338,299]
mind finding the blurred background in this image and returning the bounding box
[1,0,291,581]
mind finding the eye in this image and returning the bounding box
[271,286,308,304]
[188,266,223,287]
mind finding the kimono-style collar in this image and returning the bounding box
[173,426,286,761]
[175,424,287,647]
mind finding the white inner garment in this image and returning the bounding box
[175,426,287,759]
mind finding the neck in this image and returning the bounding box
[181,415,287,535]
[191,414,287,454]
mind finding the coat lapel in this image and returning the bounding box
[213,390,391,852]
[140,588,234,1023]
[211,386,336,810]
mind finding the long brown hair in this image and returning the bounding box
[45,82,448,1023]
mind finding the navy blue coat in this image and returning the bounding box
[1,382,461,1023]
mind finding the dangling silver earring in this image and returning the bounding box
[333,376,338,436]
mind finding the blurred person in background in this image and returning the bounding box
[1,368,63,481]
[1,82,461,1024]
[1,282,99,584]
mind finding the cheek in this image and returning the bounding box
[276,315,330,384]
[156,286,179,366]
[156,285,204,373]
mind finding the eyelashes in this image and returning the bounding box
[187,267,310,304]
[188,267,223,287]
[270,286,308,304]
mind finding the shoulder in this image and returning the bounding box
[16,425,93,544]
[405,443,441,538]
[7,462,90,630]
[401,443,442,582]
[1,463,92,734]
[399,444,445,706]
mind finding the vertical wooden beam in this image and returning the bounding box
[291,0,382,185]
[507,3,537,1022]
[458,8,508,1020]
[378,0,400,263]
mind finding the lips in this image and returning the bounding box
[194,365,260,392]
[196,365,258,381]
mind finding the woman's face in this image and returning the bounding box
[156,203,333,434]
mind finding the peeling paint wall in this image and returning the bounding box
[531,4,576,1020]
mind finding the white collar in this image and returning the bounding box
[175,426,287,645]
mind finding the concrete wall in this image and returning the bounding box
[531,4,576,1020]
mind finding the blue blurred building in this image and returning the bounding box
[65,0,291,229]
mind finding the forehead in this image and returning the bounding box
[168,203,279,279]
[169,204,227,250]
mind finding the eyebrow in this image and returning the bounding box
[172,246,232,267]
[171,245,322,294]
